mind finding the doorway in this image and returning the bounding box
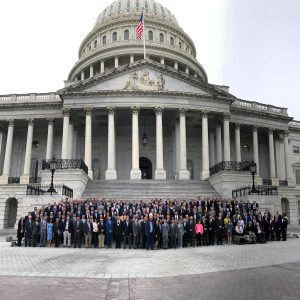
[139,157,152,179]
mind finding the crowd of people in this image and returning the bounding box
[16,197,289,249]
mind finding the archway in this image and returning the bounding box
[281,198,290,221]
[139,157,152,179]
[4,198,18,229]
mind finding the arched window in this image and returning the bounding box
[102,35,107,45]
[159,33,164,43]
[124,29,129,40]
[88,45,91,51]
[135,0,139,8]
[112,32,118,42]
[94,40,98,48]
[179,41,182,49]
[170,37,174,46]
[148,30,153,41]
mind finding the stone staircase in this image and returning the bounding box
[82,180,219,201]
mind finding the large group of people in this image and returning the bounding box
[16,197,289,249]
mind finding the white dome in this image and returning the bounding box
[94,0,180,28]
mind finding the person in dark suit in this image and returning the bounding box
[24,215,33,247]
[105,216,113,248]
[115,217,123,248]
[53,217,62,247]
[31,217,40,247]
[39,216,47,247]
[282,213,288,241]
[146,215,154,250]
[62,215,73,247]
[188,216,195,247]
[208,216,216,246]
[216,216,224,245]
[122,216,133,249]
[169,219,178,249]
[17,217,25,247]
[73,217,83,248]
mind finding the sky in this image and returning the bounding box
[0,0,299,119]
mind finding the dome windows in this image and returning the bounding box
[159,33,164,43]
[94,40,98,48]
[124,29,129,40]
[112,32,118,42]
[103,35,107,45]
[135,0,139,9]
[179,41,182,49]
[170,37,174,46]
[88,44,92,52]
[148,30,153,41]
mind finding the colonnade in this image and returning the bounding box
[0,108,291,184]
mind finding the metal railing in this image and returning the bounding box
[209,161,251,176]
[26,184,73,198]
[29,177,41,184]
[232,185,278,198]
[262,179,272,186]
[42,159,88,174]
[8,177,20,184]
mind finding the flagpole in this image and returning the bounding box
[143,10,146,60]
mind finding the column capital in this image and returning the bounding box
[106,106,116,115]
[154,106,164,115]
[47,118,54,124]
[131,106,140,115]
[284,130,289,137]
[268,128,274,135]
[26,118,34,125]
[84,107,93,115]
[178,107,187,117]
[200,110,208,118]
[7,119,15,126]
[253,125,259,132]
[223,112,231,121]
[235,123,241,129]
[63,108,70,117]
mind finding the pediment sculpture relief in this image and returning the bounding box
[124,69,166,91]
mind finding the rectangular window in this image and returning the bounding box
[293,146,299,154]
[296,170,300,184]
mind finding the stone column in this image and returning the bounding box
[155,107,166,180]
[90,65,94,78]
[185,66,189,74]
[105,107,117,180]
[175,119,180,179]
[268,129,276,180]
[85,107,93,179]
[46,118,54,160]
[235,123,241,162]
[68,123,74,159]
[223,113,231,161]
[73,129,78,159]
[283,130,290,182]
[130,106,141,179]
[215,122,222,163]
[100,60,105,74]
[114,56,119,68]
[81,71,85,81]
[20,119,34,184]
[201,111,209,179]
[130,55,134,64]
[178,108,190,180]
[61,109,70,159]
[0,120,15,183]
[0,127,3,166]
[160,58,165,65]
[252,126,260,176]
[209,130,215,167]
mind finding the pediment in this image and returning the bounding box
[59,62,227,98]
[83,67,210,95]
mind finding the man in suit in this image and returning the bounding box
[39,216,47,247]
[146,215,154,250]
[169,219,178,249]
[53,217,62,247]
[31,217,40,247]
[73,217,83,248]
[84,217,92,248]
[161,219,169,249]
[62,215,73,247]
[132,217,139,249]
[105,216,113,248]
[115,217,123,248]
[177,219,184,248]
[216,216,224,245]
[208,216,216,246]
[25,215,33,247]
[188,216,195,247]
[123,216,133,249]
[282,213,288,241]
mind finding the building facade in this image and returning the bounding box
[0,0,300,228]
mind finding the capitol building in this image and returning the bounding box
[0,0,300,229]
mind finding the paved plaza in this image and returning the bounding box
[0,237,300,299]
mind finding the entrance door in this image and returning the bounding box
[139,157,152,179]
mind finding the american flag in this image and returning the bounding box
[136,12,144,40]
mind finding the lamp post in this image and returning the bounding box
[249,160,257,194]
[48,159,57,195]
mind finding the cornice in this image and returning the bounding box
[0,102,62,110]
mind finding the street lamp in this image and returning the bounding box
[249,160,257,194]
[47,159,57,195]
